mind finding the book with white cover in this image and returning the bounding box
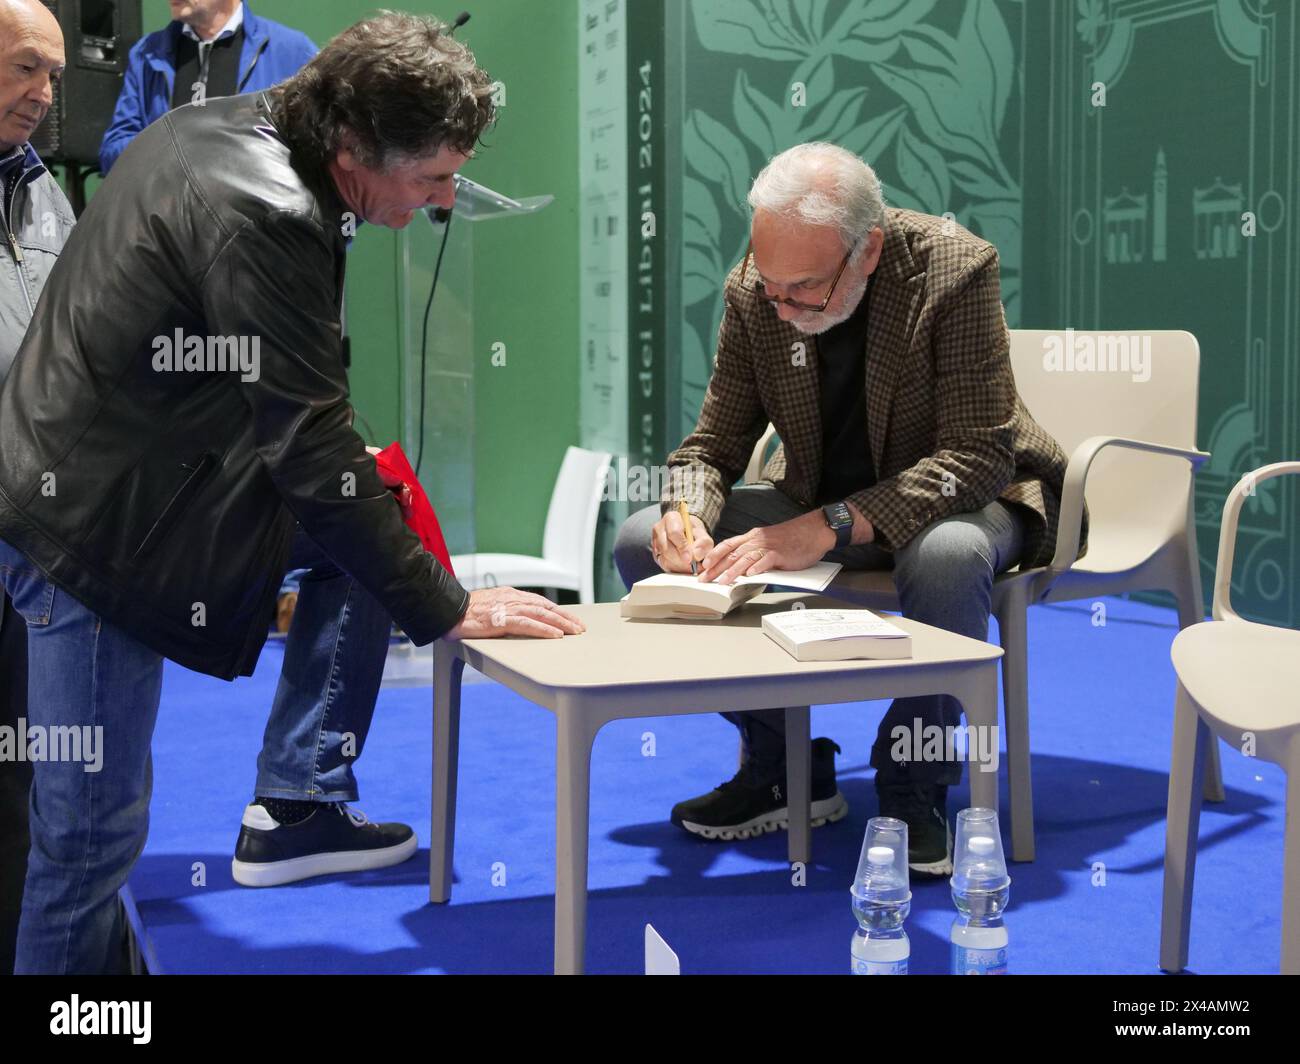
[619,562,842,620]
[761,608,912,661]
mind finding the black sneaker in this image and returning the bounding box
[670,737,848,841]
[231,802,417,887]
[876,779,952,877]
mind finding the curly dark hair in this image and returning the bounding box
[270,11,496,173]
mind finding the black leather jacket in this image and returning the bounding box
[0,91,470,680]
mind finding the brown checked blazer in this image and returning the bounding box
[661,207,1086,570]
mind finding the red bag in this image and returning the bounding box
[372,441,456,577]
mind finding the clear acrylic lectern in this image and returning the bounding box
[398,174,553,561]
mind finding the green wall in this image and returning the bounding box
[138,0,580,559]
[457,1,580,559]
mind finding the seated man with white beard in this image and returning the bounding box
[614,142,1083,874]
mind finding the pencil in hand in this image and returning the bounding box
[677,500,699,576]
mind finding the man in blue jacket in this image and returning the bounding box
[99,0,315,174]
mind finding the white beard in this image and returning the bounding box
[787,271,871,335]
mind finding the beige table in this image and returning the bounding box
[429,593,1003,974]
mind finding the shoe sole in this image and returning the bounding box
[909,825,955,877]
[231,833,418,887]
[679,792,848,841]
[908,853,954,877]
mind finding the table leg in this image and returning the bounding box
[785,706,812,866]
[953,665,1001,817]
[430,646,464,904]
[555,697,599,975]
[994,585,1035,862]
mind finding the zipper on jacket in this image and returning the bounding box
[5,229,34,314]
[238,38,269,92]
[131,452,220,561]
[4,165,37,314]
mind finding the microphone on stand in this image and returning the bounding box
[432,12,472,223]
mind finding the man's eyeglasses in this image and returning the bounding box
[742,239,857,313]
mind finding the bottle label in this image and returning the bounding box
[851,957,908,975]
[951,944,1007,975]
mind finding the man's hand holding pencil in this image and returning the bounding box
[650,501,714,575]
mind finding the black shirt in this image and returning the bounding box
[172,27,244,108]
[815,278,876,506]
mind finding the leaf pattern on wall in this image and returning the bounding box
[681,0,1023,437]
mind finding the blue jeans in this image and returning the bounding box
[0,530,391,974]
[613,485,1025,786]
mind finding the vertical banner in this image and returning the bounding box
[626,0,668,474]
[578,0,628,455]
[578,0,629,600]
[579,0,671,601]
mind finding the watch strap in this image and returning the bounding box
[822,502,853,549]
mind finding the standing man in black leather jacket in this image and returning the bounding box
[0,12,585,975]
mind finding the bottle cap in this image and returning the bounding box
[851,816,911,904]
[951,808,1011,896]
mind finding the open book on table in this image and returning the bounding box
[619,561,842,621]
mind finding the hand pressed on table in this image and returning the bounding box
[444,586,586,641]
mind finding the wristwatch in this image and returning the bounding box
[822,501,853,549]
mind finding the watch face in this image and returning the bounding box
[825,502,852,528]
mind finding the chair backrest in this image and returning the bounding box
[1009,329,1201,561]
[744,423,779,485]
[1211,462,1300,624]
[741,329,1201,567]
[541,446,612,590]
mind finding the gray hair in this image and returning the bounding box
[747,143,887,255]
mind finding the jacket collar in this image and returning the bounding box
[861,209,926,466]
[254,91,350,240]
[181,1,245,44]
[1,142,48,187]
[146,3,269,81]
[0,143,47,244]
[20,141,46,178]
[876,208,926,285]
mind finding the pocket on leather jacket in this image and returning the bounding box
[131,452,220,561]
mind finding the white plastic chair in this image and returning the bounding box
[744,423,779,486]
[1161,462,1300,974]
[451,445,612,604]
[746,329,1219,861]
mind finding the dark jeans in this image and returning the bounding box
[613,485,1025,786]
[0,528,391,974]
[0,590,30,974]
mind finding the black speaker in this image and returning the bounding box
[29,0,143,170]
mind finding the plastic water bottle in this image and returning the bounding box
[850,816,910,974]
[949,807,1010,975]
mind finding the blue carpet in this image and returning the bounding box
[128,595,1288,974]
